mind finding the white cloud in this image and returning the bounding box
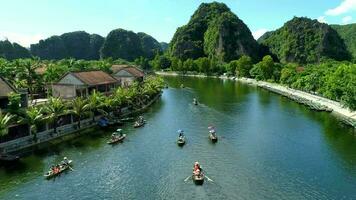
[317,16,328,23]
[0,31,45,47]
[325,0,356,16]
[252,28,268,40]
[342,15,353,23]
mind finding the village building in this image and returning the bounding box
[52,71,119,99]
[111,65,145,87]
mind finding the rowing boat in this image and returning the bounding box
[209,133,218,143]
[177,136,185,146]
[107,134,126,144]
[192,173,205,185]
[44,160,73,179]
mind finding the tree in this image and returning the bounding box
[20,107,43,142]
[87,90,104,122]
[233,55,253,77]
[70,97,89,129]
[7,92,21,114]
[250,55,275,80]
[195,57,211,74]
[0,111,14,137]
[44,97,66,133]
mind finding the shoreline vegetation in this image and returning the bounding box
[156,71,356,128]
[0,76,164,155]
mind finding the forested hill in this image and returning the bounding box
[168,2,262,62]
[258,17,351,63]
[30,29,162,61]
[100,29,162,61]
[331,23,356,61]
[30,31,104,60]
[0,40,31,60]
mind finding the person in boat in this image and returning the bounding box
[61,157,69,166]
[179,130,184,138]
[51,165,56,173]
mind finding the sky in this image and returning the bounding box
[0,0,355,47]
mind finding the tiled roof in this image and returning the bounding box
[0,77,16,97]
[111,65,145,77]
[71,71,119,86]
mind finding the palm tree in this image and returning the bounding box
[20,107,43,142]
[0,110,14,137]
[70,97,89,129]
[87,90,104,122]
[44,97,66,133]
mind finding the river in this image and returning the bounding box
[0,76,355,200]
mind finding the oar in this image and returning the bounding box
[68,165,75,171]
[184,175,191,182]
[205,175,214,182]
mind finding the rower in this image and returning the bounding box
[62,157,69,166]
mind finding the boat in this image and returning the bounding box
[177,136,185,146]
[107,129,126,144]
[192,173,205,185]
[208,126,218,143]
[193,98,198,105]
[44,160,73,179]
[209,132,218,143]
[97,117,109,128]
[107,134,126,144]
[177,129,185,146]
[133,116,146,128]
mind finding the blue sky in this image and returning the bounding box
[0,0,355,47]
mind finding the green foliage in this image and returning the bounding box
[7,92,21,114]
[43,97,66,133]
[20,107,43,141]
[135,57,151,70]
[230,55,253,77]
[0,110,14,136]
[250,55,276,81]
[0,40,31,60]
[70,97,89,128]
[258,17,351,63]
[150,54,171,70]
[331,24,356,61]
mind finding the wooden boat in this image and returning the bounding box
[177,136,185,146]
[192,172,205,185]
[133,120,145,128]
[209,133,218,143]
[107,134,126,144]
[44,160,73,179]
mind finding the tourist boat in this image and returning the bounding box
[133,116,146,128]
[133,121,145,128]
[44,160,73,179]
[107,129,126,144]
[107,134,126,144]
[192,172,205,185]
[0,154,20,164]
[177,136,185,146]
[208,126,218,143]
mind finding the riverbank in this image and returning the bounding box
[156,71,356,128]
[0,93,162,155]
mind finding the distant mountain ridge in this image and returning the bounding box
[258,17,351,63]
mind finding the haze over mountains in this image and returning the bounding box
[0,2,355,63]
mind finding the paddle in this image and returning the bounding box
[68,165,75,171]
[205,175,213,182]
[184,175,191,182]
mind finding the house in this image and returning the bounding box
[52,71,119,99]
[0,76,17,109]
[111,65,145,87]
